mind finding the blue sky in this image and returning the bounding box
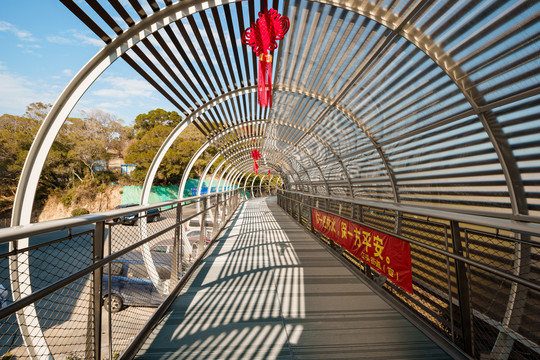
[0,1,173,124]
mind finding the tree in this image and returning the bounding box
[24,102,51,121]
[133,108,182,136]
[125,109,210,185]
[63,117,111,180]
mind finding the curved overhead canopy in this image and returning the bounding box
[38,0,539,221]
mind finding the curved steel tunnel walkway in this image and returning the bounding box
[134,197,459,359]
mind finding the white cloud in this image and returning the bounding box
[92,75,155,99]
[16,43,41,55]
[62,69,74,77]
[72,32,104,47]
[46,30,103,47]
[46,35,72,45]
[0,71,43,115]
[0,21,37,42]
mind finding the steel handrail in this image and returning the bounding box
[278,190,540,237]
[0,190,237,244]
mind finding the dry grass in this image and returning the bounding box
[38,185,123,222]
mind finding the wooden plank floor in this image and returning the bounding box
[135,197,454,359]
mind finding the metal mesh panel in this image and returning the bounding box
[277,191,540,358]
[361,206,395,232]
[0,231,94,359]
[0,192,241,360]
[463,229,540,358]
[0,276,94,360]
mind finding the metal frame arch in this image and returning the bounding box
[300,0,527,212]
[214,162,235,195]
[141,85,257,204]
[215,147,303,192]
[259,175,267,197]
[251,174,259,198]
[224,134,329,193]
[222,146,310,193]
[9,3,253,356]
[268,115,353,196]
[272,87,391,200]
[229,170,243,191]
[14,0,247,226]
[225,155,295,189]
[202,136,310,193]
[178,141,211,200]
[193,141,297,200]
[226,154,308,193]
[176,119,268,203]
[243,173,253,199]
[221,168,241,194]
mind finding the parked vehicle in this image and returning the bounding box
[102,252,171,312]
[112,204,159,225]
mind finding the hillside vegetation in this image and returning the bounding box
[0,103,214,222]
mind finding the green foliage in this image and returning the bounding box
[134,108,181,137]
[125,109,210,186]
[1,352,13,360]
[71,208,90,217]
[60,193,73,206]
[95,170,118,184]
[0,104,209,217]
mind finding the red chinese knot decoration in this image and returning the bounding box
[242,6,289,107]
[251,149,261,174]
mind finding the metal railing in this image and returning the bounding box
[278,190,540,360]
[0,189,241,360]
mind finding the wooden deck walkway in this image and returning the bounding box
[135,197,455,359]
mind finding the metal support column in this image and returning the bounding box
[199,197,208,257]
[297,195,302,223]
[221,193,226,226]
[451,221,474,356]
[212,195,219,238]
[172,204,182,289]
[92,221,105,360]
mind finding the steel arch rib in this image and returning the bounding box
[222,144,310,191]
[10,2,249,357]
[189,135,308,198]
[10,1,529,357]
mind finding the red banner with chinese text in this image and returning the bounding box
[312,209,413,294]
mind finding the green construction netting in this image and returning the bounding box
[121,179,236,205]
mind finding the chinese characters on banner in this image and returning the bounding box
[312,209,413,294]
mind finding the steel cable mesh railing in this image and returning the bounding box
[0,191,241,360]
[278,190,540,359]
[463,229,540,358]
[0,230,94,359]
[0,276,95,360]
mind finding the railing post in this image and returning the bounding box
[450,220,474,356]
[221,193,226,225]
[212,195,219,236]
[309,197,316,235]
[92,221,105,360]
[199,197,208,256]
[227,192,232,219]
[297,196,302,223]
[172,203,182,289]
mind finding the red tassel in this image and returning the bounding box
[267,55,272,107]
[258,57,267,107]
[242,8,288,108]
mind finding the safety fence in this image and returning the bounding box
[278,190,540,360]
[0,190,241,360]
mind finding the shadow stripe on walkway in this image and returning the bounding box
[135,197,454,359]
